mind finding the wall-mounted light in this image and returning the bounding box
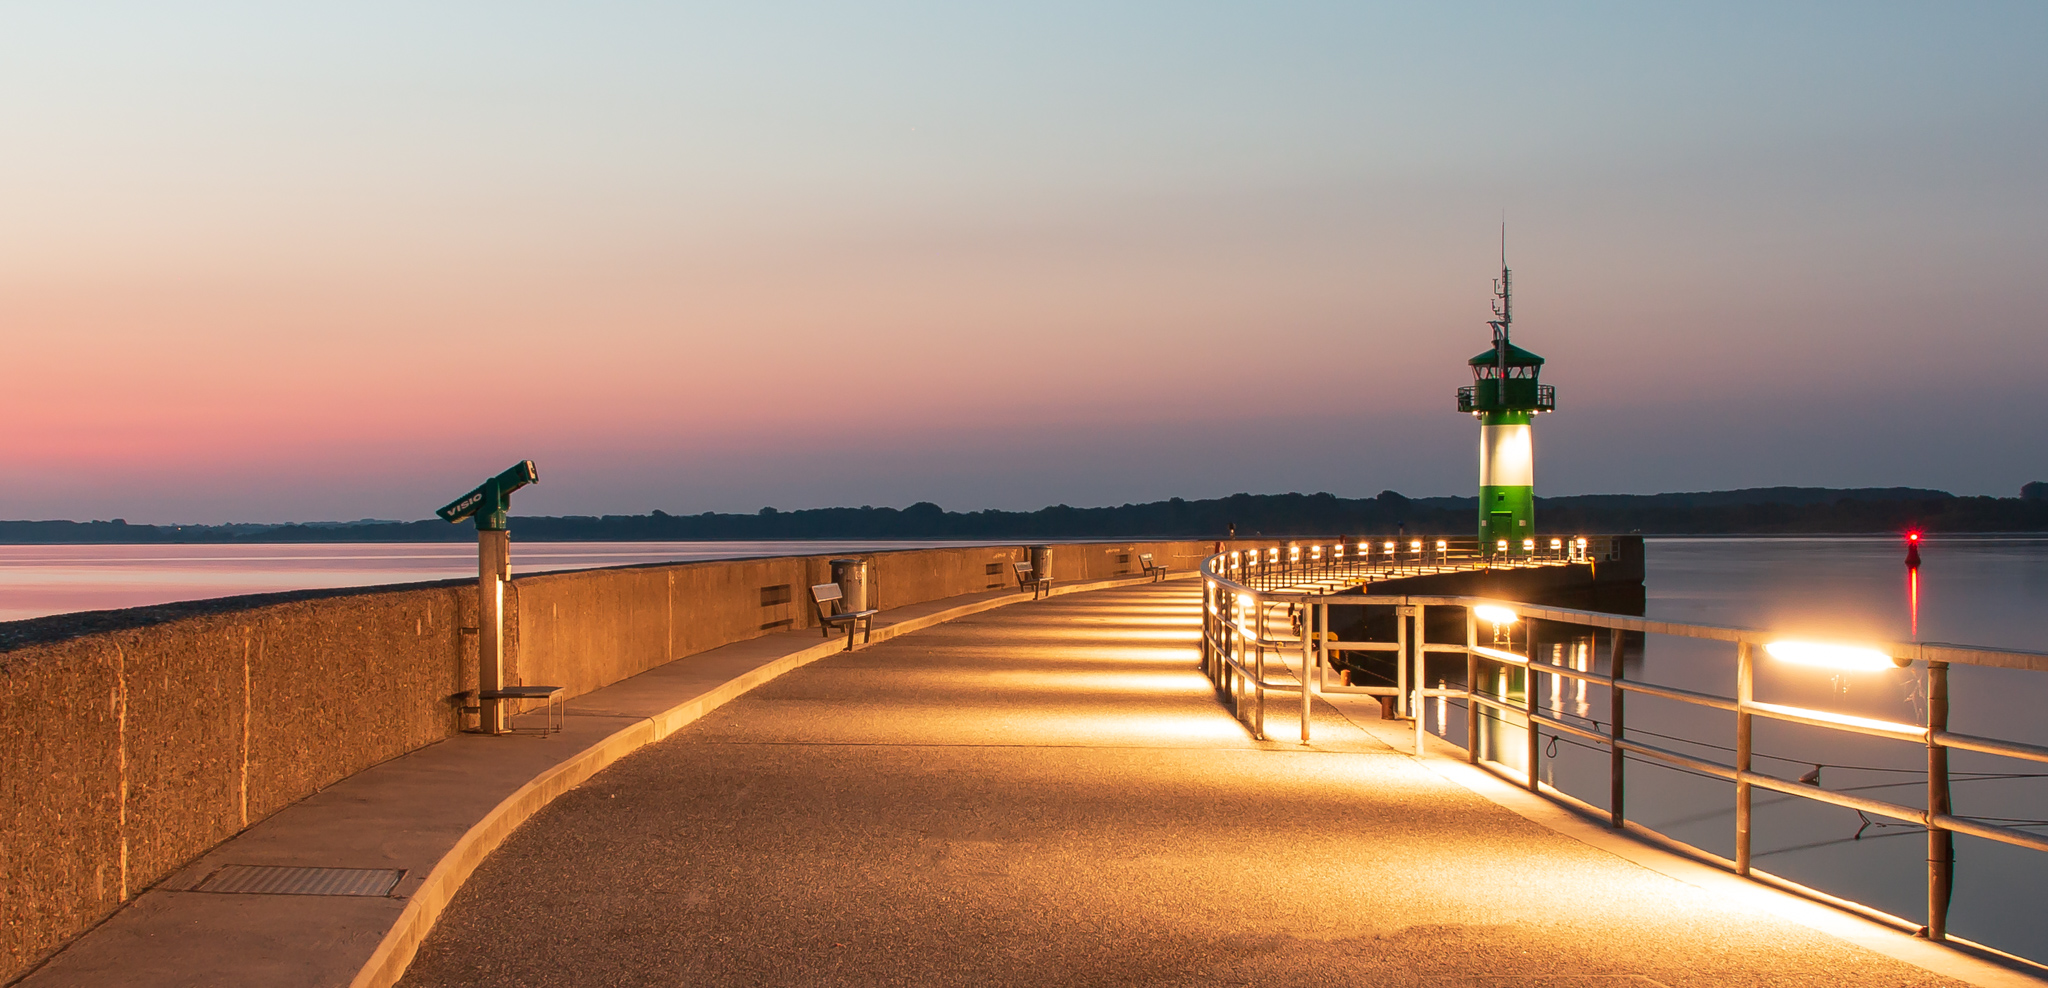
[1764,641,1906,671]
[1475,605,1518,626]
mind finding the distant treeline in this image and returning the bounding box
[6,484,2047,543]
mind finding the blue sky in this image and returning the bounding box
[0,3,2042,521]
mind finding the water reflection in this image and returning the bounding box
[1909,563,1921,640]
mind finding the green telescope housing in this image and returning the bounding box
[437,460,538,531]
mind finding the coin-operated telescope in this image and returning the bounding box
[437,460,538,531]
[438,460,537,734]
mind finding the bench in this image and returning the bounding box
[1138,552,1168,581]
[1013,560,1051,599]
[470,684,564,735]
[811,582,877,651]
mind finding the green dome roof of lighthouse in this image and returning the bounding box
[1468,342,1545,367]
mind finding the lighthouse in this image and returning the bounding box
[1456,250,1554,555]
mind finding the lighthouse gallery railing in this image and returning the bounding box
[1198,542,2048,955]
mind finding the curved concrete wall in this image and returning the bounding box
[0,540,1219,983]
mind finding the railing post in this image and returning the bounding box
[1525,633,1541,792]
[1220,590,1236,696]
[1234,594,1247,717]
[1395,604,1412,720]
[1211,583,1223,682]
[1254,599,1267,740]
[1231,591,1243,699]
[1211,584,1222,683]
[1299,601,1313,744]
[1316,602,1329,695]
[1928,660,1953,940]
[1226,591,1239,706]
[1735,641,1755,877]
[1609,628,1626,829]
[1413,602,1428,756]
[1465,607,1479,764]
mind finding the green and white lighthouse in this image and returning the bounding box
[1456,253,1554,555]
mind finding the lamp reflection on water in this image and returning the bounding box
[1909,565,1921,640]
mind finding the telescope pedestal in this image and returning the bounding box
[477,529,511,734]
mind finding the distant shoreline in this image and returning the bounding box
[2,486,2042,543]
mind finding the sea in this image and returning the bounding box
[1,536,2043,961]
[1535,536,2048,964]
[0,540,1014,623]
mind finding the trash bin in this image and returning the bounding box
[830,558,869,612]
[1028,545,1053,584]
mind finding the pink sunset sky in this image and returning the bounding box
[2,3,2043,524]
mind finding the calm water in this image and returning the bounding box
[0,541,1012,622]
[1539,536,2048,963]
[5,537,2045,960]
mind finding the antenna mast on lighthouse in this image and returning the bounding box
[1490,225,1511,382]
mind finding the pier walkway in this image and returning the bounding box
[393,581,2002,988]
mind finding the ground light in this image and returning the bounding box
[1763,641,1906,671]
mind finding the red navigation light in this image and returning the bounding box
[1908,532,1921,542]
[1905,530,1922,568]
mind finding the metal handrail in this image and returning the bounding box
[1197,542,2048,945]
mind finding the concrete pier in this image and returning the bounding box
[391,582,2003,988]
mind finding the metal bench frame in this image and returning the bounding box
[1138,553,1168,582]
[811,582,877,650]
[470,684,564,735]
[1013,560,1051,600]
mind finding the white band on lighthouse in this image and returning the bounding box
[1480,423,1533,488]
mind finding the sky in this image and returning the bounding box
[1,2,2043,524]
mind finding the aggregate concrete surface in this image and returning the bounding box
[397,583,1968,987]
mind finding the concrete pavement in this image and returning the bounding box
[16,574,1168,988]
[396,582,2012,988]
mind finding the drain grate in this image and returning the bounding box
[195,865,403,897]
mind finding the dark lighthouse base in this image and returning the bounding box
[1326,536,1646,696]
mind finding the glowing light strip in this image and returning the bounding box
[1764,641,1898,672]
